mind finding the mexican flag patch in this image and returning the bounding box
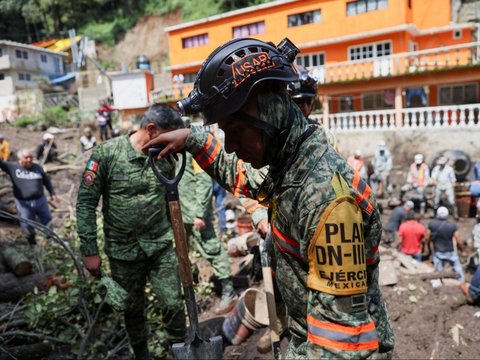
[86,160,99,172]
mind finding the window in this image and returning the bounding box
[0,73,4,81]
[18,73,24,80]
[22,51,28,59]
[453,29,462,40]
[288,10,321,27]
[182,33,209,49]
[54,57,61,73]
[339,96,354,112]
[348,41,391,61]
[409,41,418,52]
[0,48,3,57]
[296,52,325,67]
[347,0,388,16]
[362,91,394,110]
[25,73,31,81]
[40,54,48,63]
[233,21,265,38]
[16,50,22,58]
[439,83,478,105]
[183,72,197,83]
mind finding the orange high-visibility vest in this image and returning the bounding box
[408,163,427,186]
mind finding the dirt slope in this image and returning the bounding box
[96,12,182,72]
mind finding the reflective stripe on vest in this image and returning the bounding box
[307,314,379,351]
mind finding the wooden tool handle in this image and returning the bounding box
[168,200,193,287]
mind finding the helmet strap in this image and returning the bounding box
[233,109,279,139]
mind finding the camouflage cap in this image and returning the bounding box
[98,274,129,312]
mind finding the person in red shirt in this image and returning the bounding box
[396,212,426,261]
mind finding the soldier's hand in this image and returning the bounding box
[194,217,206,230]
[83,255,102,278]
[142,128,190,159]
[256,218,270,238]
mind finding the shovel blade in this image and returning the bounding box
[172,335,223,360]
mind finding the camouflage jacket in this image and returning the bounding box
[185,124,394,358]
[178,152,214,224]
[76,133,174,261]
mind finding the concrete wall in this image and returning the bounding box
[335,127,480,167]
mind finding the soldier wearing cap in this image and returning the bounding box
[76,104,186,359]
[144,37,394,358]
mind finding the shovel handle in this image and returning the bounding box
[168,200,194,287]
[148,147,186,201]
[261,231,282,360]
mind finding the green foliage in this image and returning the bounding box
[42,106,70,127]
[13,114,40,128]
[13,106,76,130]
[1,0,272,45]
[82,17,138,47]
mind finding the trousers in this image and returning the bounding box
[109,247,186,346]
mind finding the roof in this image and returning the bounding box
[0,40,68,56]
[164,0,298,32]
[46,36,82,52]
[50,72,76,84]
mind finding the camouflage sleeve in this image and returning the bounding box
[185,127,267,201]
[191,157,214,219]
[238,197,268,227]
[76,147,107,257]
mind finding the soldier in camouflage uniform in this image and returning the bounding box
[179,150,238,314]
[145,38,395,358]
[76,104,186,360]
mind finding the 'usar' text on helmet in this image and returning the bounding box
[177,37,300,125]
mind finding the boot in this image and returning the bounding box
[26,234,36,245]
[214,278,238,315]
[132,340,150,360]
[257,306,288,354]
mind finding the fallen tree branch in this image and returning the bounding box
[0,331,70,344]
[419,271,459,280]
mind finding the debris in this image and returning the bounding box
[2,247,33,276]
[450,324,462,346]
[379,257,398,286]
[430,279,442,288]
[474,312,480,318]
[407,283,417,291]
[408,295,418,303]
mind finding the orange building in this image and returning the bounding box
[164,0,480,129]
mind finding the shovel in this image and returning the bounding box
[260,231,282,359]
[148,148,224,360]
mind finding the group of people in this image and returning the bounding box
[75,38,394,359]
[400,153,458,217]
[386,201,466,282]
[347,140,393,200]
[348,140,460,219]
[3,35,479,360]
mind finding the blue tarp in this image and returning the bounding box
[50,72,75,84]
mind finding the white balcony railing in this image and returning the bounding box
[311,103,480,131]
[309,42,480,84]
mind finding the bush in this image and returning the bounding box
[42,106,70,128]
[13,114,40,128]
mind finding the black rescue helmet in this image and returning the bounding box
[177,37,300,125]
[287,65,317,99]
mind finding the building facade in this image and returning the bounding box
[0,40,67,120]
[164,0,480,130]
